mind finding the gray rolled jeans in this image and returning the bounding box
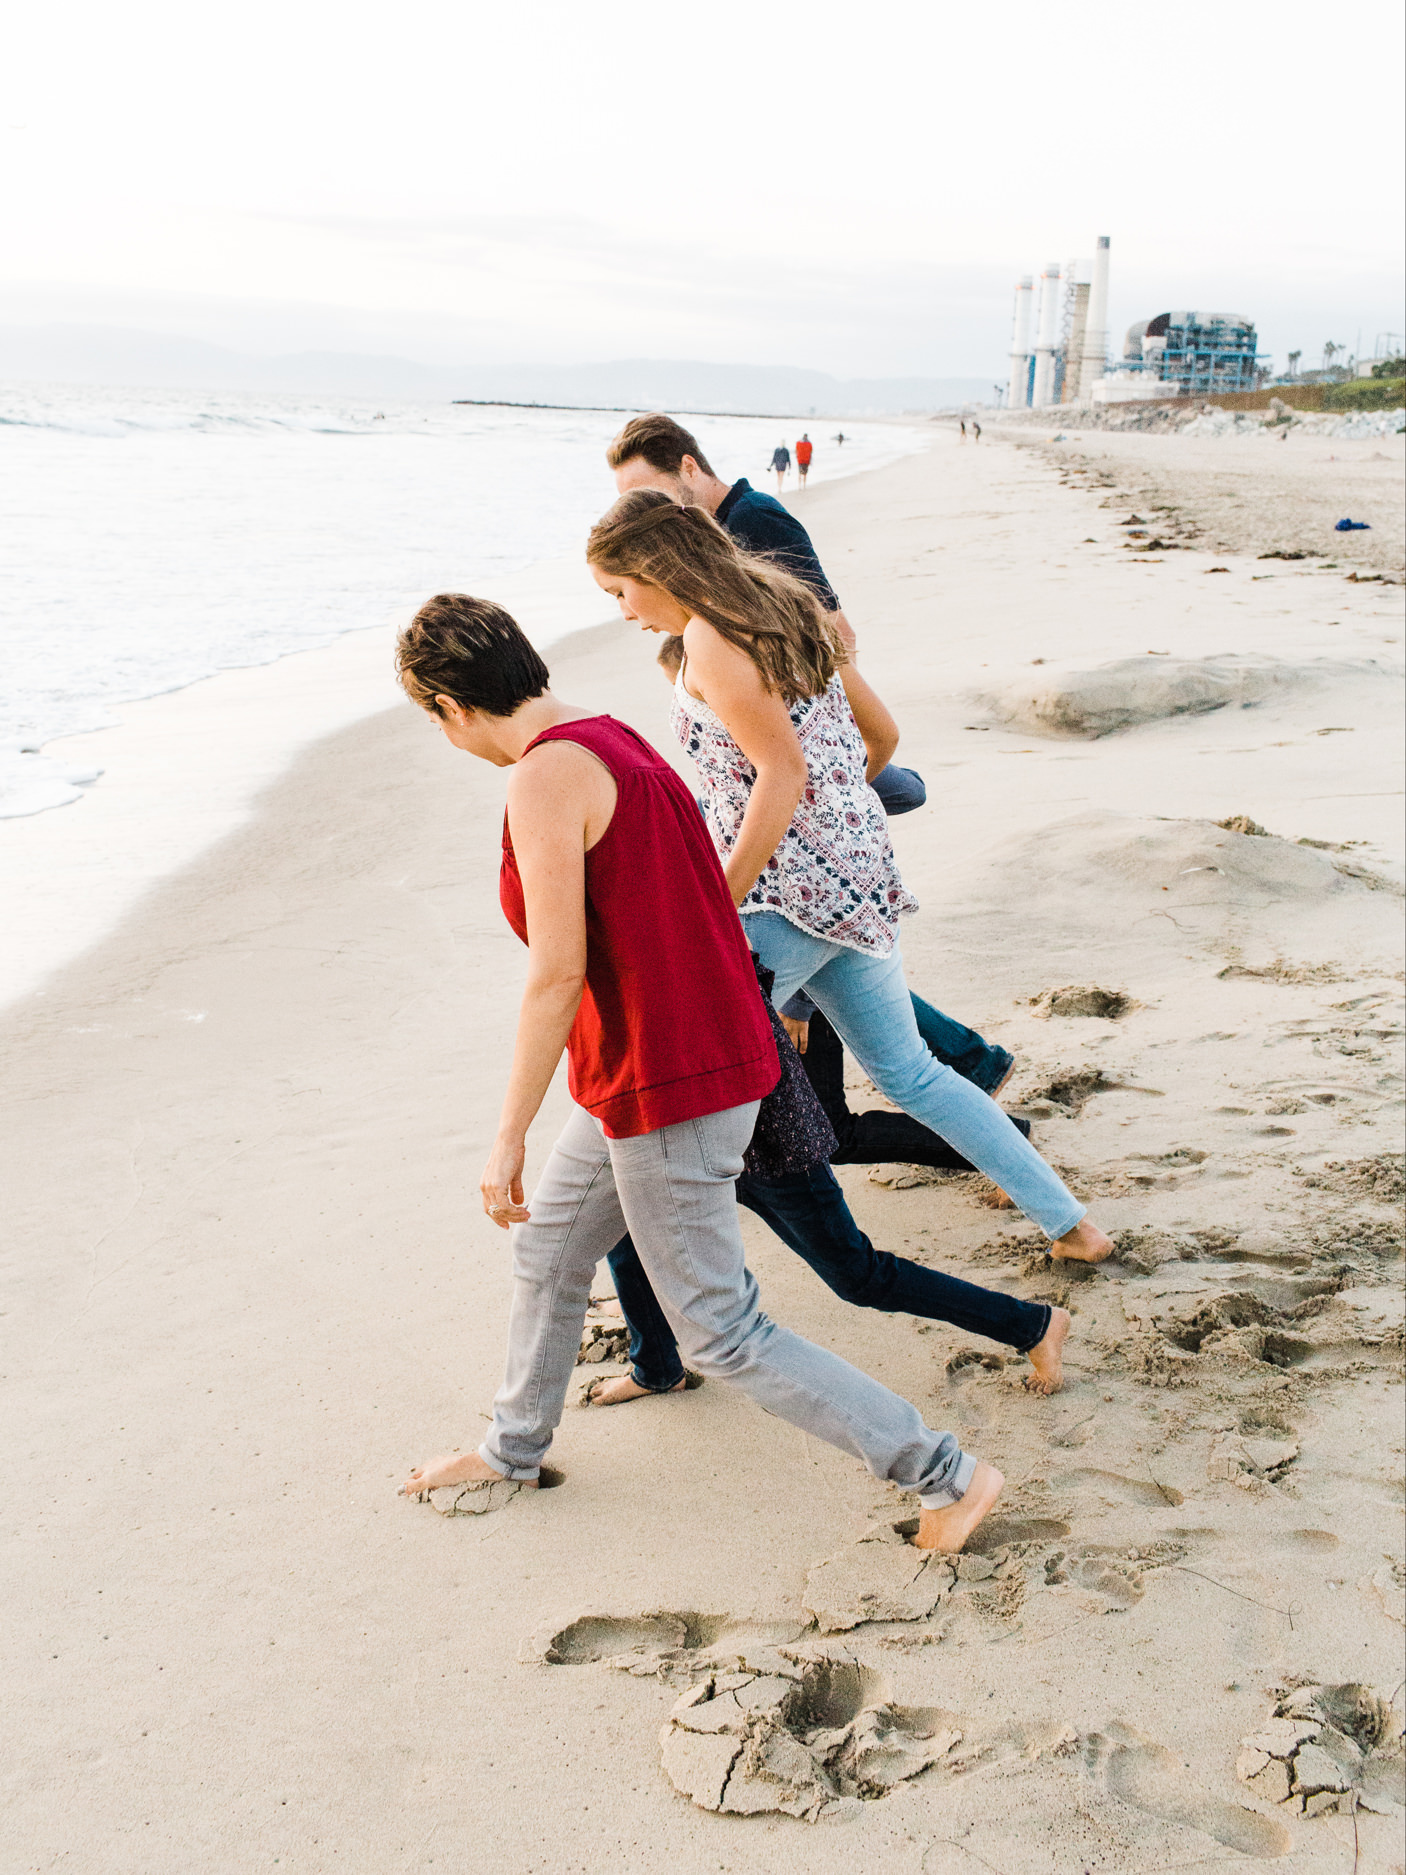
[480,1099,977,1509]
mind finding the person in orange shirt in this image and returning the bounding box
[795,432,814,485]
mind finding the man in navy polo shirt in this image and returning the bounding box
[607,411,927,814]
[605,411,1014,1099]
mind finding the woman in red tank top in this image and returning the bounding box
[391,591,1001,1557]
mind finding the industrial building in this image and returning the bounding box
[1110,311,1260,397]
[1006,237,1110,409]
[1005,240,1261,405]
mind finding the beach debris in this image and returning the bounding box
[1237,1683,1405,1817]
[659,1645,961,1820]
[802,1518,955,1632]
[1029,984,1133,1020]
[1334,517,1371,531]
[1216,814,1270,836]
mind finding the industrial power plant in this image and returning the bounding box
[1005,237,1261,407]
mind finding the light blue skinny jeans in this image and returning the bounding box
[742,911,1086,1243]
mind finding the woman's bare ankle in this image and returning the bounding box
[913,1460,1003,1553]
[1051,1219,1113,1264]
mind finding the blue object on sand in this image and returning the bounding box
[1334,517,1371,531]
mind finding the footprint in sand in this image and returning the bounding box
[1082,1722,1292,1857]
[1069,1556,1145,1605]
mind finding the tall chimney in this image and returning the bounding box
[1078,236,1111,404]
[1030,262,1061,407]
[1006,277,1034,408]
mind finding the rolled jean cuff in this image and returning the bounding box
[1013,1302,1054,1355]
[1043,1202,1088,1245]
[632,1363,685,1393]
[920,1448,977,1511]
[477,1442,540,1483]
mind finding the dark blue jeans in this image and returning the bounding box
[870,763,927,816]
[780,988,1012,1099]
[911,994,1012,1098]
[605,1165,1052,1393]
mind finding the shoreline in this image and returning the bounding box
[0,426,929,1010]
[4,432,1402,1872]
[0,548,617,1010]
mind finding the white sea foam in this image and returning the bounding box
[0,382,922,820]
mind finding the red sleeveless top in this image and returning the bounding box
[499,715,779,1138]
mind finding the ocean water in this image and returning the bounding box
[0,383,924,819]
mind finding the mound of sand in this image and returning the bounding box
[928,809,1402,990]
[984,653,1386,739]
[987,811,1382,912]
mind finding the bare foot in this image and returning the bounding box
[1051,1219,1114,1264]
[583,1372,694,1407]
[1024,1306,1070,1394]
[978,1184,1015,1209]
[914,1460,1004,1553]
[398,1450,537,1497]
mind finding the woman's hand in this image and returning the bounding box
[781,1014,809,1054]
[481,1132,530,1230]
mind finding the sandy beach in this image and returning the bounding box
[4,430,1403,1871]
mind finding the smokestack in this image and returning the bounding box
[1006,277,1034,408]
[1078,236,1110,404]
[1030,262,1061,407]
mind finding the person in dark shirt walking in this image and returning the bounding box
[769,441,791,492]
[604,411,1018,1099]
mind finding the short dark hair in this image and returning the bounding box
[396,594,550,718]
[606,412,714,478]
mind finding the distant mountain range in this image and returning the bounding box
[0,324,994,414]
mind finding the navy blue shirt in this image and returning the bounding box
[714,479,840,611]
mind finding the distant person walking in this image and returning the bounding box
[972,419,982,442]
[795,433,813,486]
[833,431,846,446]
[769,442,791,493]
[959,419,967,441]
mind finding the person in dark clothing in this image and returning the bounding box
[769,442,791,492]
[596,984,1063,1405]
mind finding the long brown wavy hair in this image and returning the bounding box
[587,489,843,703]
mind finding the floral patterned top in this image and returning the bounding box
[671,668,918,956]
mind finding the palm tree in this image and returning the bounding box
[1286,350,1301,379]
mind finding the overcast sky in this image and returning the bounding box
[5,0,1403,379]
